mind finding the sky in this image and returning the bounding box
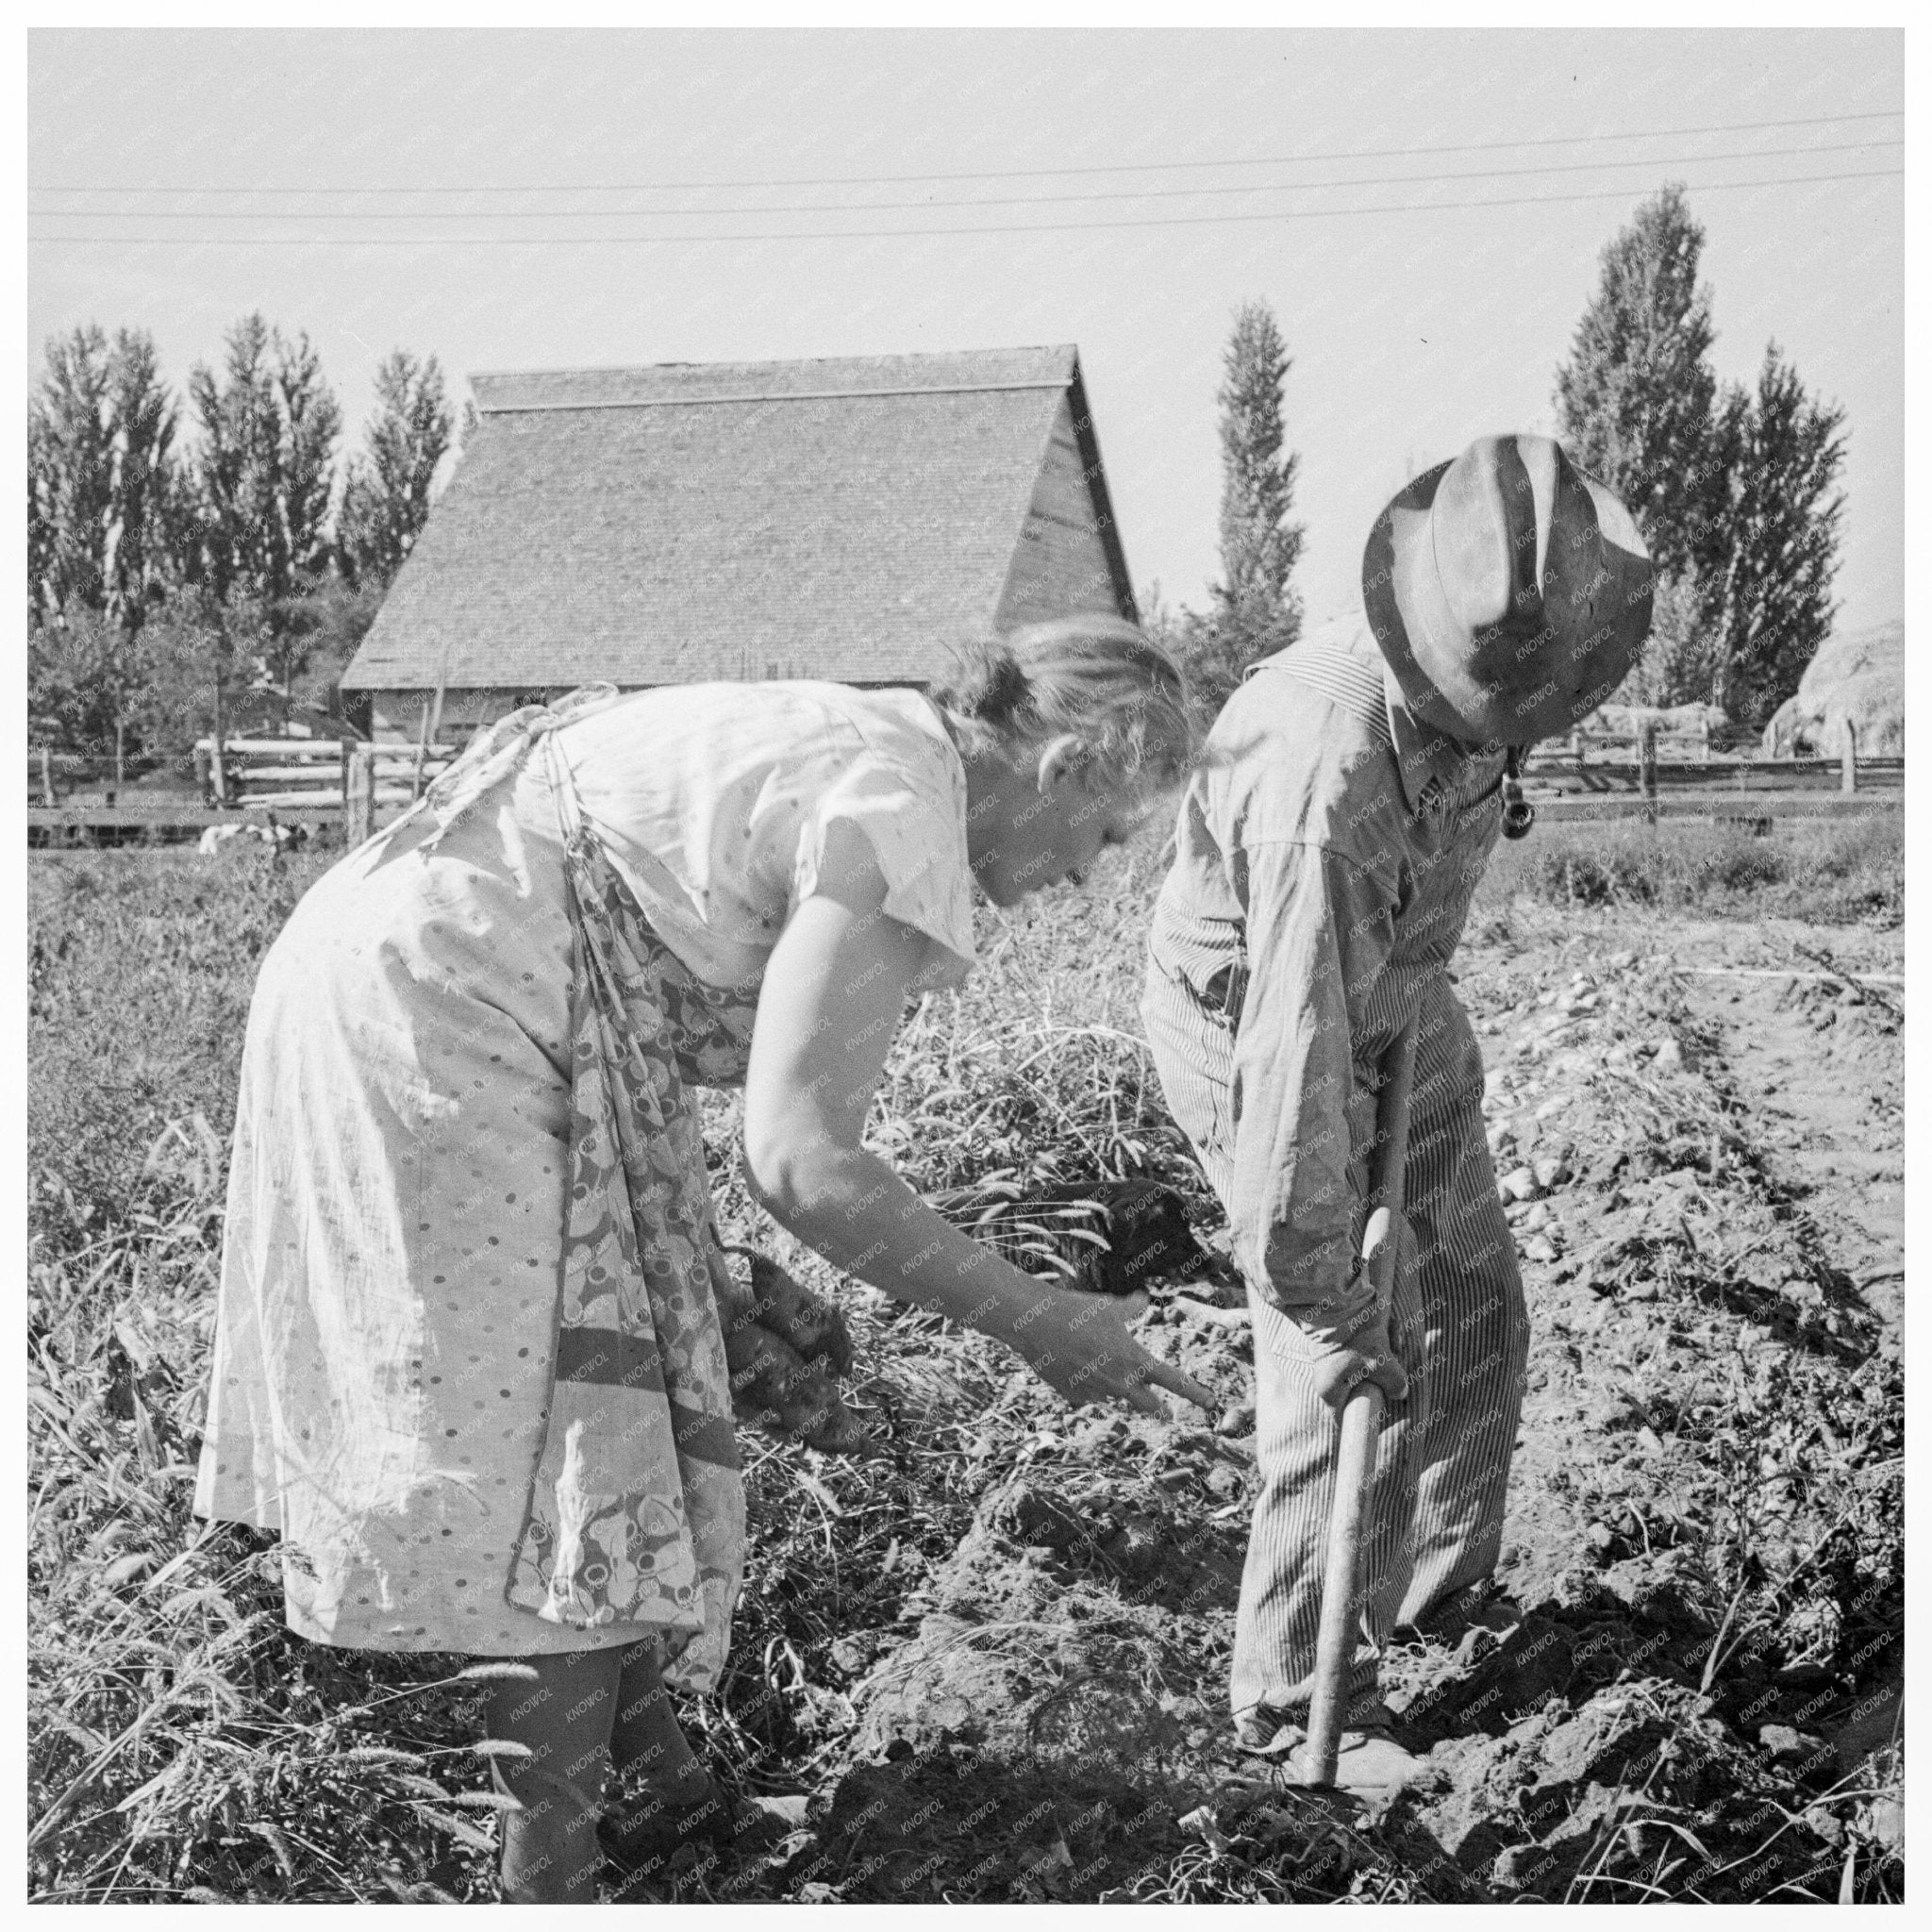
[26,27,1905,639]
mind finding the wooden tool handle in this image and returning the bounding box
[1302,1379,1385,1784]
[1300,1015,1420,1787]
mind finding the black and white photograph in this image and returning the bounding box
[25,23,1906,1907]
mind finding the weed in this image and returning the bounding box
[1479,812,1902,926]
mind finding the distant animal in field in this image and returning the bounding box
[1582,700,1725,741]
[198,822,308,857]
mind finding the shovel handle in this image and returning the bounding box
[1300,1015,1419,1787]
[1302,1379,1385,1784]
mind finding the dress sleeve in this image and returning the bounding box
[790,743,978,987]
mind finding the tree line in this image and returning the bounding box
[30,185,1849,766]
[1150,183,1847,733]
[27,314,459,766]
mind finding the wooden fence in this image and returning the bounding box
[1525,724,1722,765]
[28,737,458,848]
[1523,721,1898,805]
[192,737,458,824]
[27,715,1906,847]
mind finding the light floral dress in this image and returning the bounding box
[194,683,976,1684]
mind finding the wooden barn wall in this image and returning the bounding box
[369,689,539,741]
[992,391,1124,630]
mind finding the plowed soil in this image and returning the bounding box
[679,905,1905,1906]
[27,846,1904,1905]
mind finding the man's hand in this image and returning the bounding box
[1306,1313,1408,1412]
[1281,1271,1410,1414]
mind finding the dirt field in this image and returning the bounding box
[26,814,1903,1903]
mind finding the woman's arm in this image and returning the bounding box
[743,823,1209,1419]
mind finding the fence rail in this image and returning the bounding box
[27,734,464,843]
[188,738,460,824]
[28,713,1905,847]
[1524,756,1903,797]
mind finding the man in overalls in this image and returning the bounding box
[1142,435,1654,1787]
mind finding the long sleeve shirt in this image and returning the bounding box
[1142,622,1507,1323]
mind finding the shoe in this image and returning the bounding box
[598,1772,742,1879]
[1236,1706,1302,1757]
[1310,1723,1421,1791]
[1240,1710,1420,1790]
[1407,1586,1524,1653]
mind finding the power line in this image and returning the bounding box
[31,107,1903,198]
[31,137,1901,224]
[28,165,1902,247]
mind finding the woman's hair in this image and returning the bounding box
[927,612,1196,789]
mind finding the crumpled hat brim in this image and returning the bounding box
[1361,459,1470,741]
[1363,455,1653,747]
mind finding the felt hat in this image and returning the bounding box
[1362,434,1654,746]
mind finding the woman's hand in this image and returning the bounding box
[742,823,1216,1424]
[723,1314,876,1455]
[705,1239,873,1453]
[995,1284,1213,1419]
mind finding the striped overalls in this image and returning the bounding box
[1142,624,1529,1729]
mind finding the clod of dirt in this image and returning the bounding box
[982,1481,1090,1553]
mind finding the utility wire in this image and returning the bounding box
[29,165,1902,246]
[30,137,1902,223]
[31,107,1903,198]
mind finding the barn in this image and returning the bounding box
[339,344,1137,741]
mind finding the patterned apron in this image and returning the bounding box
[423,692,757,1681]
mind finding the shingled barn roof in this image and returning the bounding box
[341,345,1136,695]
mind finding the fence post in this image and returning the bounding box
[1640,721,1658,823]
[39,745,56,807]
[209,734,229,808]
[345,746,375,846]
[1569,726,1585,766]
[1840,721,1858,795]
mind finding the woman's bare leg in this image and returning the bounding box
[606,1640,727,1851]
[485,1649,623,1904]
[610,1640,703,1783]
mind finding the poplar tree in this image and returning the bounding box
[1555,183,1721,582]
[181,312,342,700]
[26,325,179,764]
[27,325,116,619]
[338,350,456,588]
[1188,300,1305,708]
[1558,187,1847,723]
[1701,344,1847,726]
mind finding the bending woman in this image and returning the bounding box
[193,615,1210,1901]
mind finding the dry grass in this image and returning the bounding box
[1479,810,1903,926]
